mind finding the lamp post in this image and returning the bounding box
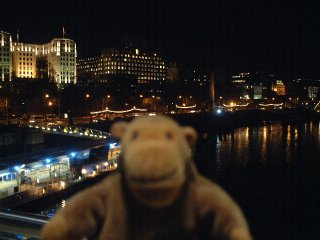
[48,101,53,114]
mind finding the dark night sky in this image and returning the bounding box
[1,0,320,80]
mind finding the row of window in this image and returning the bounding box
[61,62,75,66]
[0,47,10,51]
[0,173,16,182]
[110,53,161,61]
[19,71,33,76]
[19,57,33,61]
[18,52,32,56]
[97,62,165,68]
[19,66,33,70]
[61,58,75,62]
[60,72,74,76]
[79,65,165,71]
[80,59,164,66]
[91,69,165,75]
[92,66,164,71]
[19,62,33,66]
[0,52,10,57]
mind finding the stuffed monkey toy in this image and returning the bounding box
[41,115,252,240]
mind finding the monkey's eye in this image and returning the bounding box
[165,131,173,140]
[131,131,139,140]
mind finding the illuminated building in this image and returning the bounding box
[77,48,166,93]
[12,43,38,78]
[166,62,179,82]
[287,78,320,100]
[272,80,286,96]
[231,72,278,99]
[167,63,213,101]
[0,31,12,81]
[12,38,77,84]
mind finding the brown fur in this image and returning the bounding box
[41,116,252,240]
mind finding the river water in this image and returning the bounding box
[38,121,320,240]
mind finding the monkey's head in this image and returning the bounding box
[111,115,197,208]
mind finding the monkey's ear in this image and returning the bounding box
[110,121,128,140]
[182,126,198,147]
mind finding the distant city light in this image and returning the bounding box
[109,143,117,149]
[60,181,66,189]
[223,103,249,108]
[70,152,77,157]
[91,107,147,115]
[175,104,196,109]
[259,103,283,107]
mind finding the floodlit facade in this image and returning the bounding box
[12,38,77,84]
[78,48,166,93]
[0,31,12,81]
[12,43,38,78]
[45,39,77,84]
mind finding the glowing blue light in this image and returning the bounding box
[70,152,77,158]
[109,143,117,149]
[45,158,51,164]
[216,109,222,114]
[14,166,20,171]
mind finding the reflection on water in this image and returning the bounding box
[39,121,320,240]
[40,199,67,218]
[195,121,320,240]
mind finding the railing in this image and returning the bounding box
[29,124,111,140]
[0,210,49,239]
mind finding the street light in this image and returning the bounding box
[45,94,49,98]
[48,101,53,114]
[85,94,90,98]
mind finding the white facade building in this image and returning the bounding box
[0,31,12,81]
[12,38,77,84]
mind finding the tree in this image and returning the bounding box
[36,56,49,79]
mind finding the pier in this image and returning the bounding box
[0,136,120,209]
